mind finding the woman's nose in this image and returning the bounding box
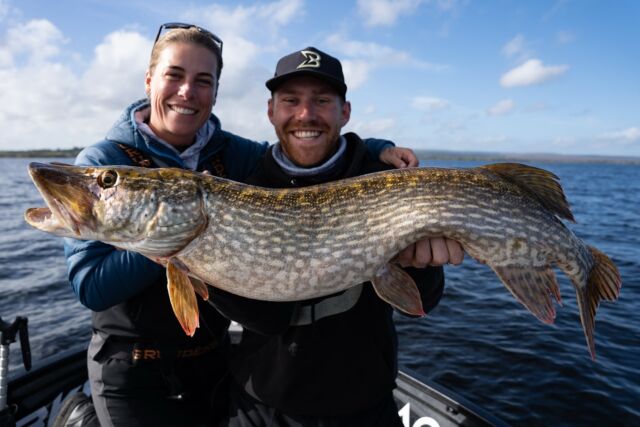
[178,82,194,98]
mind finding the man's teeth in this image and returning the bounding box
[294,130,321,139]
[171,105,196,115]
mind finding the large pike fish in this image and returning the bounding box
[24,162,621,359]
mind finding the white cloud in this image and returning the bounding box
[556,30,575,45]
[0,1,305,151]
[179,0,304,141]
[597,127,640,144]
[347,117,397,136]
[0,0,10,21]
[183,0,302,46]
[0,21,151,151]
[82,31,151,108]
[542,0,569,22]
[341,59,374,90]
[487,99,515,116]
[357,0,460,27]
[328,35,411,63]
[4,19,67,65]
[502,34,527,58]
[363,105,377,114]
[411,96,450,112]
[262,0,303,24]
[357,0,422,27]
[500,59,569,87]
[326,33,449,89]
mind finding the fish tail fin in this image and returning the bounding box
[167,260,200,337]
[576,246,622,360]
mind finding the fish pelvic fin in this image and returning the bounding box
[372,263,425,316]
[492,265,561,324]
[167,259,200,337]
[575,246,622,360]
[189,276,209,301]
[479,163,575,222]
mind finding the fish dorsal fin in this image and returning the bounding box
[479,163,575,222]
[371,263,425,316]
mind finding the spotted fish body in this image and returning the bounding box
[24,162,621,358]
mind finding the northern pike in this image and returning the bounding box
[24,162,621,359]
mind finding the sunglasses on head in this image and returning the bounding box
[154,22,223,53]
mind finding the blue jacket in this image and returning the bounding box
[64,99,269,312]
[64,99,394,314]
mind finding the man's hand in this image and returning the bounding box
[397,237,464,268]
[380,147,419,169]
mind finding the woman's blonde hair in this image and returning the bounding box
[148,26,223,81]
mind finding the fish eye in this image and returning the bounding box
[98,170,118,188]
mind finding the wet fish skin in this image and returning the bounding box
[24,162,621,358]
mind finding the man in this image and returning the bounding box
[211,47,463,426]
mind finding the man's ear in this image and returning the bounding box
[341,100,352,127]
[267,98,276,125]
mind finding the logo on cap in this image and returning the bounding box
[297,50,321,69]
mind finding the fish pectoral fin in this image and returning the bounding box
[371,263,425,316]
[167,259,200,337]
[189,276,209,301]
[492,265,560,324]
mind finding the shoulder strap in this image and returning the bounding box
[205,152,227,178]
[115,142,227,178]
[115,143,156,168]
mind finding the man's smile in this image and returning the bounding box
[292,130,322,139]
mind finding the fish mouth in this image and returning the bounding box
[25,162,98,237]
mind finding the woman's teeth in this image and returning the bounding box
[170,105,196,115]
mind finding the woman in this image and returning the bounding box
[62,23,413,427]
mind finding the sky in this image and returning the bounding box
[0,0,639,156]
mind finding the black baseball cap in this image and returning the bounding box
[266,47,347,98]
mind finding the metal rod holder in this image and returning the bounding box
[0,317,31,414]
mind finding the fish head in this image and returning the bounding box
[25,162,206,257]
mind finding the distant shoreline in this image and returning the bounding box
[1,147,639,165]
[0,148,82,158]
[414,150,640,165]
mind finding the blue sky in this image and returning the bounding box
[1,0,638,156]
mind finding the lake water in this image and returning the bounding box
[1,157,638,426]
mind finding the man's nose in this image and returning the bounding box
[296,101,316,120]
